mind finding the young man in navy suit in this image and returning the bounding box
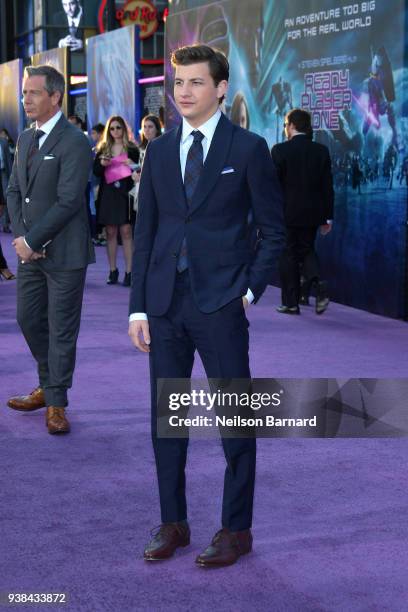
[128,44,284,567]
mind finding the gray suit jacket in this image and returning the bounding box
[7,115,95,269]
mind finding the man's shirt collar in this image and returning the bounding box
[36,110,63,135]
[181,108,222,145]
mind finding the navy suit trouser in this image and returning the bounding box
[148,270,255,531]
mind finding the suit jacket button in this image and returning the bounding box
[25,197,30,203]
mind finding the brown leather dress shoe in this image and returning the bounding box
[46,407,70,434]
[7,387,46,411]
[195,528,252,568]
[144,521,190,561]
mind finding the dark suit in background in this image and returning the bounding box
[130,112,285,531]
[7,115,94,408]
[0,178,10,271]
[0,137,12,230]
[271,134,334,308]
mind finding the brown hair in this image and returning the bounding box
[140,114,162,149]
[230,91,250,130]
[171,44,229,103]
[97,115,135,156]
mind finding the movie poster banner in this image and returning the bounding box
[165,0,407,318]
[46,0,99,52]
[86,25,141,136]
[0,59,24,144]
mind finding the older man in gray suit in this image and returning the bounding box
[6,64,94,434]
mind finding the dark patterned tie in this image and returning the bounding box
[177,130,204,273]
[27,129,45,178]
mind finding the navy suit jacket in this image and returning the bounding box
[129,113,285,316]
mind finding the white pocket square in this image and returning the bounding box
[221,167,235,174]
[43,155,55,160]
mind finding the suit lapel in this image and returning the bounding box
[166,125,187,210]
[189,113,234,214]
[19,128,35,192]
[26,115,67,192]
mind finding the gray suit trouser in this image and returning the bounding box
[17,259,87,407]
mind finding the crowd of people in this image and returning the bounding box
[0,112,163,287]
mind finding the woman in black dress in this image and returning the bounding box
[93,116,139,286]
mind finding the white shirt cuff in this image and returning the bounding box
[23,237,32,250]
[129,313,148,322]
[245,288,254,304]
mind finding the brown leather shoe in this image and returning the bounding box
[195,528,252,567]
[46,407,70,434]
[7,387,46,411]
[144,521,190,561]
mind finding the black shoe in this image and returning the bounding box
[107,268,119,284]
[276,305,300,315]
[123,272,131,287]
[316,281,329,315]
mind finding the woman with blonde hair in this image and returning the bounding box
[94,115,139,286]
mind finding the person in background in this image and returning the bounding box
[129,115,162,214]
[0,179,15,280]
[90,123,106,246]
[91,123,105,145]
[230,91,250,130]
[0,128,16,162]
[0,131,12,233]
[68,115,84,130]
[271,108,334,315]
[138,114,162,165]
[93,115,139,286]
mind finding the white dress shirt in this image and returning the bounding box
[129,108,254,322]
[23,110,63,251]
[37,110,63,148]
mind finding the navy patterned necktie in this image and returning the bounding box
[27,129,45,177]
[177,130,205,272]
[184,130,204,203]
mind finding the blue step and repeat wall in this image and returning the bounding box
[165,0,408,319]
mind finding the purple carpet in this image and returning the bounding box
[1,235,407,611]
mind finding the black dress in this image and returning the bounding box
[93,144,139,226]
